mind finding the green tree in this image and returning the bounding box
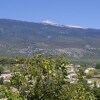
[1,54,96,100]
[91,82,100,99]
[86,70,96,78]
[0,77,3,85]
[0,65,4,75]
[95,63,100,69]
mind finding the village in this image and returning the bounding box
[0,63,100,88]
[0,57,100,100]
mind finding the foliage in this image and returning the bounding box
[0,54,97,100]
[15,57,25,64]
[0,58,16,65]
[0,58,25,65]
[0,77,3,85]
[78,67,85,76]
[95,63,100,69]
[92,82,100,99]
[0,65,4,75]
[86,70,96,78]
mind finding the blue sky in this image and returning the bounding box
[0,0,100,29]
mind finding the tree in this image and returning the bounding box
[1,54,96,100]
[0,65,4,75]
[95,63,100,69]
[0,77,3,85]
[91,82,100,99]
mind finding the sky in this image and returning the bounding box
[0,0,100,29]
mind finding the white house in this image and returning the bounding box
[0,73,11,82]
[65,64,80,82]
[84,68,95,74]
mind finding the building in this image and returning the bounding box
[65,64,80,83]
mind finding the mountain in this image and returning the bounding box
[0,19,100,63]
[42,20,85,28]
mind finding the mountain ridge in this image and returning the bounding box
[0,19,100,64]
[42,20,87,29]
[0,18,96,29]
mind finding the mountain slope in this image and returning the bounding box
[0,19,100,62]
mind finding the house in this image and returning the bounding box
[65,64,80,73]
[0,73,11,82]
[65,64,80,82]
[84,68,95,74]
[87,78,100,88]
